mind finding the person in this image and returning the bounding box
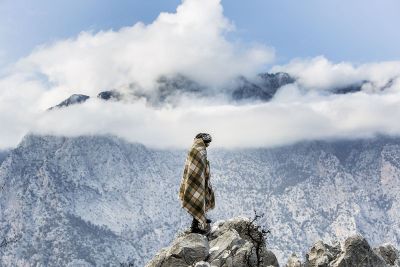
[179,133,215,234]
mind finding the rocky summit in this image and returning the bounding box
[147,217,400,267]
[146,217,279,267]
[293,234,400,267]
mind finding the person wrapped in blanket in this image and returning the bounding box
[179,133,215,234]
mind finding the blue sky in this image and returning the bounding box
[1,0,399,69]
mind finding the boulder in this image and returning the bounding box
[305,240,340,267]
[330,235,387,267]
[374,244,400,266]
[285,253,303,267]
[194,261,211,267]
[208,229,244,262]
[232,241,257,267]
[209,217,257,243]
[261,248,280,266]
[208,218,279,267]
[146,233,208,267]
[145,248,169,267]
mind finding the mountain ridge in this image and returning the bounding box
[1,134,400,266]
[46,71,375,110]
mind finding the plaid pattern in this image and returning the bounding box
[179,138,215,226]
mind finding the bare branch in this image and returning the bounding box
[242,210,271,267]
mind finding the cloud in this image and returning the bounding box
[1,61,400,150]
[1,1,400,150]
[0,0,276,149]
[10,0,273,106]
[25,87,400,149]
[272,56,400,91]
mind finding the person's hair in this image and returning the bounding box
[195,133,212,143]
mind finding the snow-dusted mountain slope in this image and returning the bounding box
[1,135,399,266]
[0,150,9,165]
[48,94,90,110]
[48,72,295,109]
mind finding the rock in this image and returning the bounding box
[209,218,279,267]
[208,229,243,262]
[231,241,279,267]
[168,233,209,265]
[330,235,387,267]
[210,258,221,267]
[146,217,280,267]
[146,217,399,267]
[374,244,400,266]
[145,248,169,267]
[305,240,340,267]
[297,235,400,267]
[194,261,211,267]
[232,241,258,267]
[161,256,188,267]
[285,253,302,267]
[146,233,208,267]
[261,247,280,267]
[209,217,254,243]
[224,256,233,266]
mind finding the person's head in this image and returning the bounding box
[195,133,212,147]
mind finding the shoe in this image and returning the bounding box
[191,218,207,235]
[206,218,212,224]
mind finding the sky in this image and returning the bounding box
[1,0,399,68]
[0,0,400,149]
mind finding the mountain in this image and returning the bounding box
[231,72,295,101]
[48,94,90,110]
[1,134,400,266]
[48,90,121,110]
[47,72,383,110]
[48,72,295,109]
[331,82,364,94]
[0,150,9,165]
[1,135,184,266]
[97,90,122,101]
[147,72,297,103]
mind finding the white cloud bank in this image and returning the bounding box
[28,89,400,149]
[273,56,400,92]
[1,0,400,150]
[12,0,273,107]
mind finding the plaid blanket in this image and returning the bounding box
[179,138,215,226]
